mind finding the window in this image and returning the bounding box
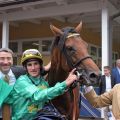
[0,42,1,48]
[13,57,17,65]
[114,53,118,60]
[90,46,97,56]
[9,42,18,53]
[22,41,39,52]
[112,52,119,67]
[42,40,52,52]
[89,45,101,68]
[98,48,101,58]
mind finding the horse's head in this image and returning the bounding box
[50,22,101,85]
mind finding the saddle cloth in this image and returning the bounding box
[33,102,66,120]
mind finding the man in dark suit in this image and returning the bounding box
[99,66,115,120]
[99,66,115,94]
[112,59,120,84]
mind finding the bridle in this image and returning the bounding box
[55,28,95,86]
[51,27,99,86]
[57,28,92,70]
[64,49,91,69]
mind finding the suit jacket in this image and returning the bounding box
[84,84,120,119]
[11,66,26,79]
[112,68,120,84]
[99,75,115,94]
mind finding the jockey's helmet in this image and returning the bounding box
[21,49,43,66]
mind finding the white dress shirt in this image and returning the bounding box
[105,76,112,92]
[0,69,16,85]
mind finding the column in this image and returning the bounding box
[2,15,9,48]
[101,0,110,118]
[101,0,110,73]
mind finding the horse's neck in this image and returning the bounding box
[48,66,68,87]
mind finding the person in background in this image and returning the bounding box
[5,49,78,120]
[99,66,115,94]
[99,66,115,120]
[0,48,51,120]
[112,59,120,84]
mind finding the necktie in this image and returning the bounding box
[4,75,10,84]
[2,74,11,120]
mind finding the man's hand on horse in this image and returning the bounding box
[65,68,78,86]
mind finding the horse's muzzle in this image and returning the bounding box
[89,72,100,85]
[75,69,100,86]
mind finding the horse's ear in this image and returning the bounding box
[75,21,82,33]
[50,24,64,36]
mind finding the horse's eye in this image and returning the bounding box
[67,46,73,51]
[66,46,76,53]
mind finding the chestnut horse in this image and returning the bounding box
[48,22,100,120]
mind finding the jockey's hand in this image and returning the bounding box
[43,61,51,71]
[65,68,78,87]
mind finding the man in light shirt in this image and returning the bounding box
[99,66,115,120]
[99,66,115,94]
[0,48,26,120]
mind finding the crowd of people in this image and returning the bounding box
[0,47,120,120]
[0,48,79,120]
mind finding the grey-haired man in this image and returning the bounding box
[0,48,26,120]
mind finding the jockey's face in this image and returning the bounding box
[26,60,41,78]
[0,51,13,74]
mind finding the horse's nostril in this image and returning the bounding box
[89,73,97,78]
[89,73,100,85]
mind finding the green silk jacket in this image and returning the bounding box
[5,74,67,120]
[0,79,13,106]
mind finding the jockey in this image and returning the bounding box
[5,49,78,120]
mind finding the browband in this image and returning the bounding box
[66,33,80,39]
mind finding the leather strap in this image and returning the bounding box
[2,104,11,120]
